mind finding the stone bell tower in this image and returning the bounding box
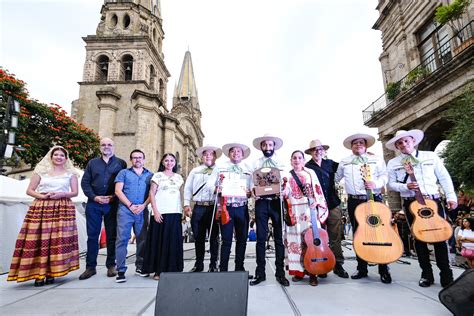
[72,0,204,172]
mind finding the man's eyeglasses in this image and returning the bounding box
[131,157,143,160]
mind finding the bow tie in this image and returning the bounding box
[262,158,278,168]
[351,155,368,165]
[201,166,214,175]
[228,164,243,174]
[401,155,420,166]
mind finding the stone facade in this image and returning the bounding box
[364,0,474,210]
[72,0,204,174]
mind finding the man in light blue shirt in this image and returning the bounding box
[114,149,153,283]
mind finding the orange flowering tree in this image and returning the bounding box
[0,68,100,169]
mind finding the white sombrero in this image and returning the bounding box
[222,142,251,159]
[385,129,424,151]
[343,133,376,149]
[196,145,222,158]
[304,139,330,154]
[252,133,283,150]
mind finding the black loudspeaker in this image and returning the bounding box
[155,271,249,316]
[438,269,474,316]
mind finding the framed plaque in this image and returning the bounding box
[253,167,281,197]
[221,172,247,198]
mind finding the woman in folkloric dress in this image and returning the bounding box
[8,146,80,286]
[143,153,184,280]
[283,150,328,286]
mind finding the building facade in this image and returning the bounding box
[72,0,204,174]
[363,0,473,209]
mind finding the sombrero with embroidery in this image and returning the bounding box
[196,145,222,159]
[252,133,283,150]
[343,133,376,149]
[222,142,251,159]
[385,129,424,151]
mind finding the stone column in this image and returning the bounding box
[96,90,121,138]
[381,133,402,212]
[163,115,178,155]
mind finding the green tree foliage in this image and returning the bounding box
[442,89,474,192]
[435,0,471,36]
[0,67,100,168]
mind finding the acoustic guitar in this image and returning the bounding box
[403,162,452,243]
[302,184,336,275]
[353,164,403,264]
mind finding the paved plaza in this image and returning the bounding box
[0,239,465,315]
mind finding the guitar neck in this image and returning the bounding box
[408,173,425,205]
[308,198,320,240]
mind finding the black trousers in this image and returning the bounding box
[254,199,285,278]
[347,196,388,274]
[191,204,219,270]
[403,199,452,280]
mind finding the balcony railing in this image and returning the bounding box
[362,20,473,124]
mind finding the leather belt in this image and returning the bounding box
[402,194,440,201]
[348,194,382,200]
[226,202,248,207]
[258,195,279,201]
[195,201,214,206]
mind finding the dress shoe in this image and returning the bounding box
[107,266,117,277]
[34,279,45,287]
[418,277,434,287]
[440,276,453,288]
[276,276,290,287]
[208,266,217,272]
[292,276,303,282]
[380,272,392,284]
[309,275,318,286]
[45,277,55,285]
[318,273,327,278]
[333,265,349,278]
[79,268,97,280]
[249,275,266,286]
[189,267,203,273]
[351,271,368,280]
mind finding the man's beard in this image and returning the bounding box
[263,149,274,158]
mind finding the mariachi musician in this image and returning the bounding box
[206,142,252,273]
[184,145,222,273]
[250,133,290,287]
[386,129,456,288]
[335,133,392,284]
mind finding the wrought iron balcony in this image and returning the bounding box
[363,20,473,124]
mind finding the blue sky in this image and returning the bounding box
[1,0,386,162]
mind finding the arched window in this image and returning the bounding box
[175,152,181,173]
[97,55,109,82]
[121,54,133,81]
[149,64,156,89]
[123,14,131,29]
[159,78,165,99]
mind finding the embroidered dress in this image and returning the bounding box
[143,172,185,274]
[285,168,327,277]
[8,173,79,282]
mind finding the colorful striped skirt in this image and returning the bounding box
[7,198,80,282]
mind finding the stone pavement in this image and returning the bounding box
[0,240,465,315]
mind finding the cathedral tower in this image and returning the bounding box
[72,0,204,173]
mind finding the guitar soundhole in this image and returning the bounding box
[366,215,381,227]
[418,208,434,218]
[313,238,321,246]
